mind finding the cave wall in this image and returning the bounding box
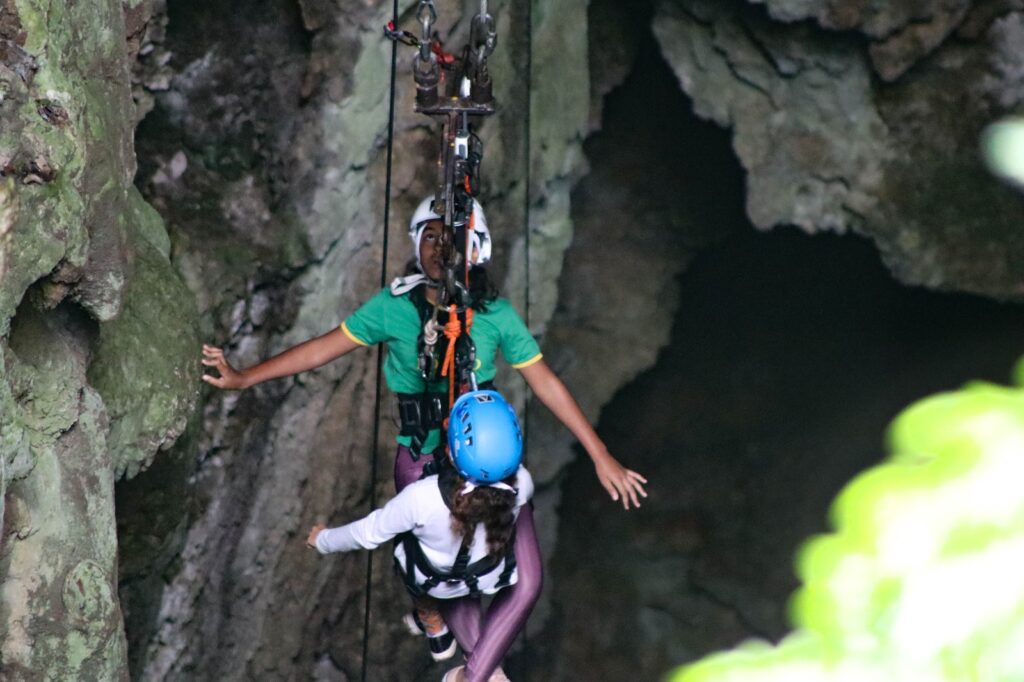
[0,0,199,679]
[527,1,1024,677]
[652,0,1024,297]
[3,0,1024,679]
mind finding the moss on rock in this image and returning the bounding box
[1,0,200,678]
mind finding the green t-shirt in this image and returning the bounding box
[341,288,542,450]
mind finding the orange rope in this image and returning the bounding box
[442,305,461,408]
[465,202,475,281]
[441,305,474,409]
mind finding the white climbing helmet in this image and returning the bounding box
[408,196,492,266]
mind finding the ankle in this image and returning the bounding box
[416,608,446,637]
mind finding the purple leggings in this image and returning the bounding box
[395,446,543,682]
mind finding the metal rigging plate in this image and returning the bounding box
[416,98,495,117]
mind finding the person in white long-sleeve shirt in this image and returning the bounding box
[310,464,533,598]
[307,389,534,682]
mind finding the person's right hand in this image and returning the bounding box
[202,344,248,389]
[306,523,326,549]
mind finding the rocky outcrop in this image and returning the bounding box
[653,0,1024,299]
[5,0,1024,679]
[0,0,199,679]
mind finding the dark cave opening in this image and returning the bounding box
[545,227,1024,679]
[533,6,1024,681]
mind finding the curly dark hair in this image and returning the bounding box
[449,475,518,556]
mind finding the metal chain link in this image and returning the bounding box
[417,0,437,62]
[471,0,497,60]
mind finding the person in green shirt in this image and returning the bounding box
[202,198,648,682]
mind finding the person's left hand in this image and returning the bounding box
[594,455,648,510]
[306,523,326,549]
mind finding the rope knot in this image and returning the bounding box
[441,305,461,378]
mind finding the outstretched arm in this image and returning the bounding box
[202,327,362,390]
[518,360,648,510]
[308,484,422,554]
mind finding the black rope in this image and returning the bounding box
[361,1,399,679]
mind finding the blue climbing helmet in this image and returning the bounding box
[447,390,523,484]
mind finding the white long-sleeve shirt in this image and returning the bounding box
[316,467,533,598]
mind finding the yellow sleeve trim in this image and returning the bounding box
[511,353,543,369]
[340,320,370,347]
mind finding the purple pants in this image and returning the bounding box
[395,446,543,682]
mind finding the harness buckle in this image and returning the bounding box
[426,395,445,426]
[398,397,422,428]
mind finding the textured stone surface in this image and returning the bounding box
[654,0,1024,299]
[751,0,976,80]
[539,226,1024,680]
[6,0,1024,679]
[0,0,199,679]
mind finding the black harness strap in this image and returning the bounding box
[395,472,519,598]
[396,531,512,599]
[397,380,495,458]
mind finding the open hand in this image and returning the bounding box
[201,344,247,389]
[594,455,648,511]
[306,523,326,549]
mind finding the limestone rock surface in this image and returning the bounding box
[5,0,1024,680]
[0,1,198,679]
[653,0,1024,298]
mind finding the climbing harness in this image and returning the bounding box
[396,454,518,599]
[396,526,517,599]
[395,382,495,457]
[387,2,501,419]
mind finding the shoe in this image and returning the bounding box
[402,611,426,637]
[402,612,457,661]
[442,665,466,682]
[427,631,457,661]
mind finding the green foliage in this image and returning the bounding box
[669,365,1024,682]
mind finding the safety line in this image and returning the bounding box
[361,1,399,679]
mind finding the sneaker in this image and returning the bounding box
[427,631,457,661]
[402,612,457,661]
[402,611,427,637]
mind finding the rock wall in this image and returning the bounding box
[4,0,1024,679]
[0,1,199,679]
[652,0,1024,297]
[528,0,1024,677]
